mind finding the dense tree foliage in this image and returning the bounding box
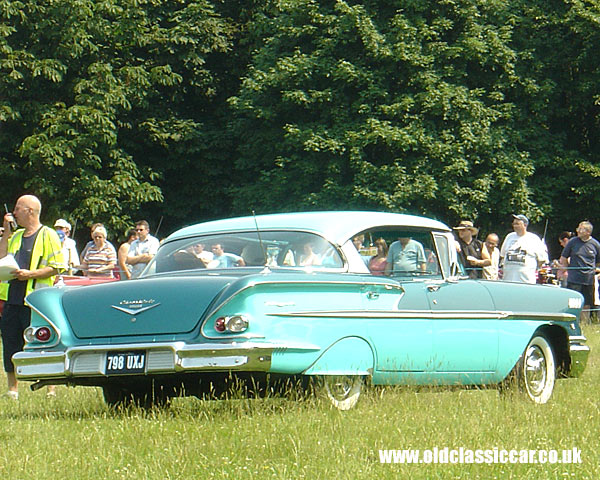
[1,0,599,248]
[0,0,231,238]
[229,0,536,228]
[509,0,600,238]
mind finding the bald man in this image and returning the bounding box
[0,195,64,399]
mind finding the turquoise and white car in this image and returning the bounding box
[14,212,589,409]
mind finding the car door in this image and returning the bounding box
[363,279,433,376]
[425,279,499,375]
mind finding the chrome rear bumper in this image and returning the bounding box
[13,341,282,381]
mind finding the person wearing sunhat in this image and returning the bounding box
[54,218,79,274]
[500,214,548,284]
[453,220,486,279]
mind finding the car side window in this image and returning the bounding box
[357,229,443,279]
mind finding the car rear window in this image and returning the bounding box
[145,231,344,275]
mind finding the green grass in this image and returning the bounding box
[1,327,599,479]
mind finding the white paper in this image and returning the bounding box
[0,254,19,281]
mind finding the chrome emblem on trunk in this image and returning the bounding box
[111,299,161,315]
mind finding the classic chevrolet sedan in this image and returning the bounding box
[14,212,589,409]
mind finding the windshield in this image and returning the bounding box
[144,231,344,275]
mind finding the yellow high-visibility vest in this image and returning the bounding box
[0,226,65,301]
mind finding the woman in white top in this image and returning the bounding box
[117,228,138,280]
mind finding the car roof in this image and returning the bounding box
[168,211,451,246]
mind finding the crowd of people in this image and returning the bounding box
[353,213,599,323]
[453,214,549,283]
[451,215,600,324]
[0,195,161,399]
[47,219,160,281]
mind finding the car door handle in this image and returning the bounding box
[366,291,380,300]
[427,285,441,292]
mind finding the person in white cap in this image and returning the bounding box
[500,214,548,284]
[54,218,79,275]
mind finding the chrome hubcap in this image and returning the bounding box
[525,345,546,396]
[326,376,354,400]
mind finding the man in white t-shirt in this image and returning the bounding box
[127,220,160,278]
[500,214,548,284]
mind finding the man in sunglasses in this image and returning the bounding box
[127,220,160,278]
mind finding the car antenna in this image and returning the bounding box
[542,218,549,243]
[155,216,164,238]
[252,210,269,270]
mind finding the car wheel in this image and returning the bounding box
[520,335,556,404]
[321,375,363,410]
[502,334,556,404]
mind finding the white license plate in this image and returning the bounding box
[105,351,146,375]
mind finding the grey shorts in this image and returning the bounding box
[566,282,596,309]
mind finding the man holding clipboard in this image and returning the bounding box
[0,195,64,399]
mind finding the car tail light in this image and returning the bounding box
[24,326,53,343]
[36,327,52,342]
[214,315,249,333]
[24,327,36,343]
[215,317,226,332]
[226,315,248,333]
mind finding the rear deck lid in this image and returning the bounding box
[61,276,232,338]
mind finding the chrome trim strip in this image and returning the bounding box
[201,279,404,338]
[265,310,576,321]
[505,312,578,321]
[266,310,506,319]
[201,332,266,341]
[110,303,161,315]
[204,332,266,340]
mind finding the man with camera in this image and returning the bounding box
[500,214,548,284]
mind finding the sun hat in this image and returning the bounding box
[54,218,71,230]
[453,220,479,235]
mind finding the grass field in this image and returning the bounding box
[0,326,598,479]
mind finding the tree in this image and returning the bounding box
[0,0,231,238]
[228,0,540,230]
[508,0,600,246]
